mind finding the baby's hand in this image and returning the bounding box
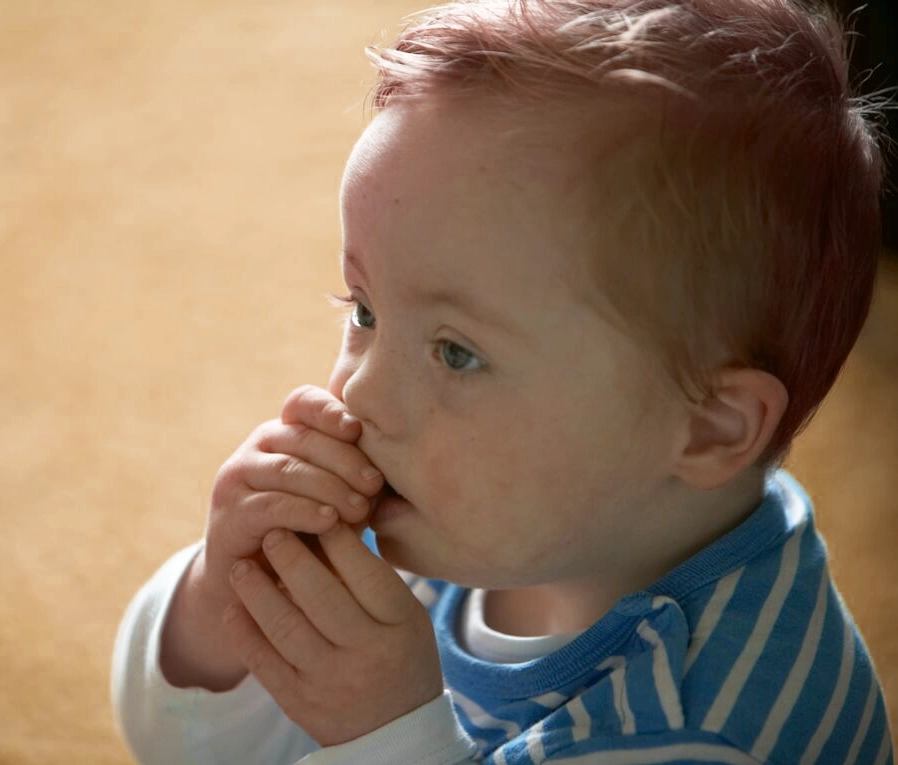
[200,385,384,606]
[224,523,444,747]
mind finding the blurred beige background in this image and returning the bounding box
[1,2,895,762]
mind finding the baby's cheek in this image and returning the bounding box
[419,405,536,508]
[422,448,465,509]
[422,436,517,512]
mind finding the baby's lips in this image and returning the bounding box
[365,481,388,522]
[349,519,371,538]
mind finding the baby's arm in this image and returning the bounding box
[111,387,384,763]
[112,541,321,765]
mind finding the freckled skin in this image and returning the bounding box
[326,96,684,630]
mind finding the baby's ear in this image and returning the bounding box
[673,368,788,490]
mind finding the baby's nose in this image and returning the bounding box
[340,353,406,439]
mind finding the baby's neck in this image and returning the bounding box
[484,467,768,637]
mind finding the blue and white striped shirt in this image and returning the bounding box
[398,470,893,764]
[112,470,893,764]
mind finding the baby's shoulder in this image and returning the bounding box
[674,552,888,763]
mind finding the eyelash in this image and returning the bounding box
[328,293,357,310]
[328,293,375,329]
[328,293,485,374]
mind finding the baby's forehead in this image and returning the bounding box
[338,95,652,327]
[342,94,631,204]
[347,103,599,228]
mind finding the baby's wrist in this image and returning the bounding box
[159,548,247,690]
[189,547,237,617]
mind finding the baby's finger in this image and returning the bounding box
[245,453,372,523]
[280,385,360,442]
[223,601,306,701]
[262,529,371,646]
[238,491,339,538]
[228,559,331,668]
[258,423,383,497]
[318,523,417,626]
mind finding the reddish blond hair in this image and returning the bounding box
[367,0,888,463]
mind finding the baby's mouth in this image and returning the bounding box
[373,479,402,510]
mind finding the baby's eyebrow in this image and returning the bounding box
[414,285,528,342]
[343,248,528,343]
[343,250,367,281]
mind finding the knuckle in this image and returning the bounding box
[269,495,308,527]
[291,386,345,428]
[290,423,312,446]
[322,400,345,425]
[282,384,320,425]
[254,490,285,517]
[214,456,240,485]
[211,462,243,506]
[275,454,305,479]
[246,493,280,531]
[248,420,270,441]
[217,446,258,488]
[256,495,329,537]
[243,641,271,675]
[251,419,281,449]
[269,608,304,647]
[294,383,317,399]
[357,565,391,601]
[305,578,341,620]
[289,385,319,413]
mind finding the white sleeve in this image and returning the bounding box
[299,690,478,765]
[110,542,318,765]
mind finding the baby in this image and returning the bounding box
[112,0,894,762]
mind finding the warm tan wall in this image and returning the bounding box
[1,2,895,762]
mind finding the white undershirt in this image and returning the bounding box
[459,589,583,664]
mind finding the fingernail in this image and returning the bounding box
[340,412,359,430]
[348,492,368,509]
[318,504,336,517]
[264,528,288,549]
[360,466,381,481]
[232,560,251,580]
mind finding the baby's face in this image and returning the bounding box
[328,96,682,590]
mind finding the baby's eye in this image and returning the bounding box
[351,302,376,329]
[438,340,483,372]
